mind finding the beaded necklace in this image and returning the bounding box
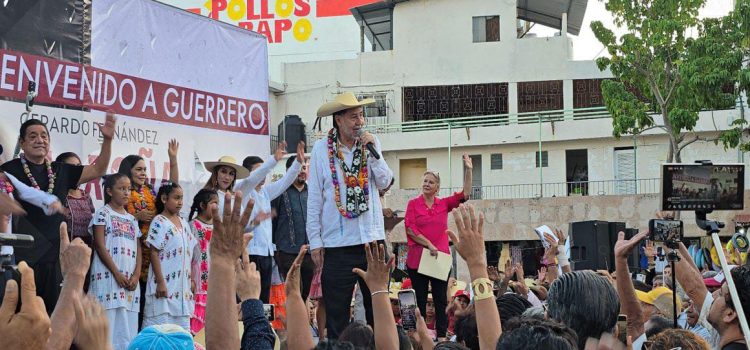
[327,128,369,218]
[20,154,55,194]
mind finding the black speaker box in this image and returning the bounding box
[607,222,626,271]
[278,115,306,153]
[569,220,610,271]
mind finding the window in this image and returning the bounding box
[535,151,548,168]
[490,153,503,170]
[358,93,388,118]
[402,83,508,122]
[472,16,500,42]
[518,80,564,113]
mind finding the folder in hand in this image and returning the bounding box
[417,248,452,281]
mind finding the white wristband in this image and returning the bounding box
[556,251,570,267]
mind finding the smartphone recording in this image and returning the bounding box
[648,219,683,242]
[661,164,744,211]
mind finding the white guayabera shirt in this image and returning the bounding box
[306,136,393,250]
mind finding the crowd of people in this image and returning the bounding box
[0,93,748,350]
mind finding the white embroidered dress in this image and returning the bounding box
[144,214,198,320]
[87,205,141,311]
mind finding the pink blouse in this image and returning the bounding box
[404,192,465,270]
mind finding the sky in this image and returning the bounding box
[530,0,737,60]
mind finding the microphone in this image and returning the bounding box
[25,81,37,112]
[356,129,380,160]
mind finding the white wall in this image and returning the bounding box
[272,0,612,130]
[383,131,747,191]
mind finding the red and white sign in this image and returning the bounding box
[0,50,268,135]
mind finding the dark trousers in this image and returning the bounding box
[323,243,381,340]
[249,255,273,303]
[32,261,62,315]
[275,252,315,302]
[408,269,449,338]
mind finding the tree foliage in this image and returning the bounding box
[592,0,746,162]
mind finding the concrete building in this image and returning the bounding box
[261,0,747,278]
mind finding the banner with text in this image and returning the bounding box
[0,0,270,209]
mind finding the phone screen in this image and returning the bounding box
[649,219,683,242]
[263,304,275,322]
[398,289,418,331]
[617,314,627,344]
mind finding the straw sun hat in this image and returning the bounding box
[204,155,250,179]
[316,92,375,117]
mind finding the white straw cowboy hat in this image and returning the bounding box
[316,92,376,117]
[204,156,250,179]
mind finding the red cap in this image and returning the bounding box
[453,290,470,299]
[401,279,412,289]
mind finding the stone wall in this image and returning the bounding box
[383,189,750,243]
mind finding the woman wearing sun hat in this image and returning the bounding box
[203,141,287,216]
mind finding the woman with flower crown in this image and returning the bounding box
[1,115,116,313]
[117,139,179,327]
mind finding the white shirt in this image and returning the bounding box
[246,159,302,256]
[215,155,277,218]
[306,136,393,250]
[1,172,60,255]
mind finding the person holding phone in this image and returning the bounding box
[403,154,472,340]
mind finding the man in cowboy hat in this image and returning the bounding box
[307,92,394,339]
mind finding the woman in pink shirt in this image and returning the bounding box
[404,154,472,340]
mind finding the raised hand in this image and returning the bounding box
[487,266,500,282]
[0,262,52,349]
[73,296,112,350]
[537,266,547,284]
[274,141,288,162]
[252,211,274,227]
[101,112,116,140]
[210,192,254,261]
[236,234,261,301]
[446,204,486,269]
[167,139,180,159]
[644,239,656,260]
[503,259,514,281]
[353,242,394,293]
[285,245,309,298]
[554,228,567,246]
[614,230,649,260]
[59,222,92,279]
[296,141,306,163]
[463,154,473,169]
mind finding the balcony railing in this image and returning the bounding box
[431,178,661,200]
[364,106,612,134]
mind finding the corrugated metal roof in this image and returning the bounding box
[517,0,588,35]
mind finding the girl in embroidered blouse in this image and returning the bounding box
[187,189,218,335]
[88,173,142,350]
[118,140,179,326]
[403,154,472,341]
[143,182,198,332]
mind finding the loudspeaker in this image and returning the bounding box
[278,115,306,153]
[607,222,626,271]
[569,221,610,271]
